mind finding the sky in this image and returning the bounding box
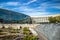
[0,0,60,16]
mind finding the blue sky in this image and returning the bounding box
[0,0,60,16]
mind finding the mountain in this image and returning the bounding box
[0,8,32,24]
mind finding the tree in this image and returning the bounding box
[53,17,57,23]
[48,17,57,23]
[56,16,60,23]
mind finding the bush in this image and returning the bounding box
[23,27,30,31]
[23,27,30,35]
[0,32,7,35]
[23,35,38,40]
[48,17,57,23]
[10,29,20,33]
[0,30,3,32]
[48,16,60,23]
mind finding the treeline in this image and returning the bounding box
[48,16,60,23]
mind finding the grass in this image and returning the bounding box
[0,35,19,40]
[0,28,20,40]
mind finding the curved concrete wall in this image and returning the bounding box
[34,23,60,40]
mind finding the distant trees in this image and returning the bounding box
[56,16,60,22]
[48,17,56,23]
[48,16,60,23]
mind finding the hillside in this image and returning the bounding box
[0,8,32,24]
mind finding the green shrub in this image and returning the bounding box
[0,30,3,32]
[23,27,30,35]
[10,29,20,33]
[23,35,38,40]
[23,27,30,32]
[48,16,60,23]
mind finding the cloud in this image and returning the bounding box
[53,6,60,9]
[40,2,60,8]
[16,6,49,16]
[0,2,20,6]
[22,11,49,16]
[0,1,60,16]
[51,4,60,9]
[35,2,60,12]
[0,6,3,8]
[6,2,19,6]
[19,6,34,12]
[24,0,37,5]
[20,2,60,16]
